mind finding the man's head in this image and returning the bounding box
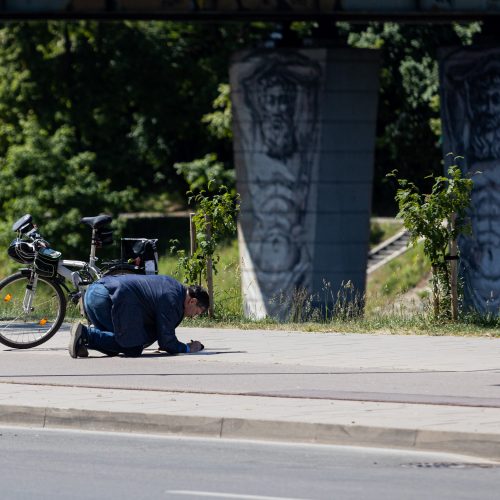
[184,285,209,317]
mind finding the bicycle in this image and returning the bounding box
[0,213,158,349]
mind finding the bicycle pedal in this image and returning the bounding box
[69,291,82,305]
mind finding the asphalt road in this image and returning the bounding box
[0,426,498,500]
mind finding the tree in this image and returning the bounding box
[389,160,474,319]
[174,84,235,193]
[0,21,272,257]
[170,183,240,316]
[0,21,271,203]
[340,22,481,214]
[1,18,482,248]
[0,115,136,256]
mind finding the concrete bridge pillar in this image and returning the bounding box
[230,48,381,319]
[440,46,500,315]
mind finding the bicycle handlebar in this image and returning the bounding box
[13,215,50,250]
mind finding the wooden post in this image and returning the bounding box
[205,216,214,318]
[189,212,196,257]
[431,266,440,319]
[189,212,202,286]
[449,212,459,321]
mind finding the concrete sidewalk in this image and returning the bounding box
[1,326,500,461]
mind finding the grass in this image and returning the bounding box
[159,237,243,320]
[366,241,430,314]
[3,219,499,337]
[160,230,500,337]
[369,218,404,249]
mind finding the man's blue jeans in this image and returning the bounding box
[84,283,143,357]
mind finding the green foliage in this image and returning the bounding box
[170,183,239,286]
[174,83,235,193]
[163,236,499,336]
[367,242,429,306]
[340,22,481,214]
[0,21,264,198]
[0,20,274,257]
[369,222,385,248]
[369,219,404,248]
[453,22,481,45]
[289,22,319,38]
[161,238,242,320]
[174,153,235,193]
[0,116,135,255]
[201,83,232,140]
[0,18,485,251]
[389,160,474,318]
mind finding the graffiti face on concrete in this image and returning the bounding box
[237,51,322,314]
[254,74,297,160]
[441,48,500,314]
[468,69,500,162]
[456,163,500,314]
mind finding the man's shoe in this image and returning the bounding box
[68,322,88,358]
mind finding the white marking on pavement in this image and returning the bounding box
[166,491,308,500]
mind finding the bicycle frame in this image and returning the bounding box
[17,261,90,316]
[21,272,37,314]
[57,260,98,281]
[21,226,116,315]
[0,213,152,349]
[66,226,101,274]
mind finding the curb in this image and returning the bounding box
[1,404,499,461]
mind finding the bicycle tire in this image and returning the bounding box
[102,266,143,277]
[0,271,66,349]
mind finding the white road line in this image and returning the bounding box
[166,491,309,500]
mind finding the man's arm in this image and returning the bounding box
[156,310,204,354]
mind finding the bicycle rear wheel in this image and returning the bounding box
[101,262,143,276]
[0,271,66,349]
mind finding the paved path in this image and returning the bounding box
[1,326,500,461]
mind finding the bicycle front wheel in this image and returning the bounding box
[0,272,66,349]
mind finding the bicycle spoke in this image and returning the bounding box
[0,273,65,348]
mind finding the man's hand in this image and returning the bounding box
[187,340,204,353]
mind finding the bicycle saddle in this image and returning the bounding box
[80,215,113,229]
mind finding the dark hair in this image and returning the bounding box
[187,285,210,311]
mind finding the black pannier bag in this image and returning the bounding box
[34,247,62,278]
[121,238,159,275]
[95,226,113,247]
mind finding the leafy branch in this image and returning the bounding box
[388,158,475,319]
[170,182,240,312]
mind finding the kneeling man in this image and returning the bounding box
[69,274,208,358]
